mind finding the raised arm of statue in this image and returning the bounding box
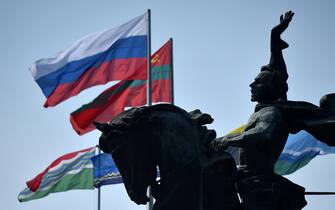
[267,11,294,81]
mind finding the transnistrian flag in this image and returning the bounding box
[30,12,148,108]
[18,147,95,202]
[70,40,172,135]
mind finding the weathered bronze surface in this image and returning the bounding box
[96,11,335,210]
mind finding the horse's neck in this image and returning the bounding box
[157,134,203,176]
[155,152,204,210]
[151,109,205,199]
[151,113,217,210]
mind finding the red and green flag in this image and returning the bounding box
[70,40,172,135]
[18,147,95,202]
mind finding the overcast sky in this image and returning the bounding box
[1,0,335,210]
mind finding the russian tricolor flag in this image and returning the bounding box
[30,13,148,107]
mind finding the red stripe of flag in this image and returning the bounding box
[26,147,94,192]
[44,58,147,107]
[70,81,146,134]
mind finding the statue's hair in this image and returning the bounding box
[260,65,289,101]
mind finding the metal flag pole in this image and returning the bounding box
[97,145,101,210]
[146,9,154,210]
[169,38,174,105]
[147,9,152,107]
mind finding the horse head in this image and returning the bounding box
[94,108,159,205]
[95,104,217,206]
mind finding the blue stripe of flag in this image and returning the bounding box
[275,130,335,175]
[91,153,121,187]
[36,35,147,97]
[279,149,327,162]
[95,174,123,187]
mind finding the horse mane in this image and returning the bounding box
[107,104,192,133]
[108,104,214,134]
[100,104,215,166]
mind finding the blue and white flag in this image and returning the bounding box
[275,130,335,175]
[91,153,122,187]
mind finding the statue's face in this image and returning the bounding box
[249,71,274,102]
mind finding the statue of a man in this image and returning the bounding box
[210,11,308,210]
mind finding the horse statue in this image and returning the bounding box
[95,104,242,210]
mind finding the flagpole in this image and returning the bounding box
[169,38,174,105]
[147,9,152,107]
[97,146,101,210]
[146,9,154,210]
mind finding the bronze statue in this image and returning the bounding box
[96,11,335,210]
[211,11,335,210]
[95,105,241,210]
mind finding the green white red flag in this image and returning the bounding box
[70,40,172,135]
[18,147,95,202]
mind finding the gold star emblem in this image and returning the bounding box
[151,54,160,64]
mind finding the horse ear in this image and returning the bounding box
[93,122,111,132]
[189,109,214,125]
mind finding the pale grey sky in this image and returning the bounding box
[1,0,335,210]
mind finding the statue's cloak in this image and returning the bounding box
[256,99,335,146]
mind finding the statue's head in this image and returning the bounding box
[250,65,288,102]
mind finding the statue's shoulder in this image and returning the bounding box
[255,100,319,116]
[253,105,283,121]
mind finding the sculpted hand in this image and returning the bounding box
[271,11,294,51]
[210,137,228,152]
[210,134,238,152]
[273,11,294,35]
